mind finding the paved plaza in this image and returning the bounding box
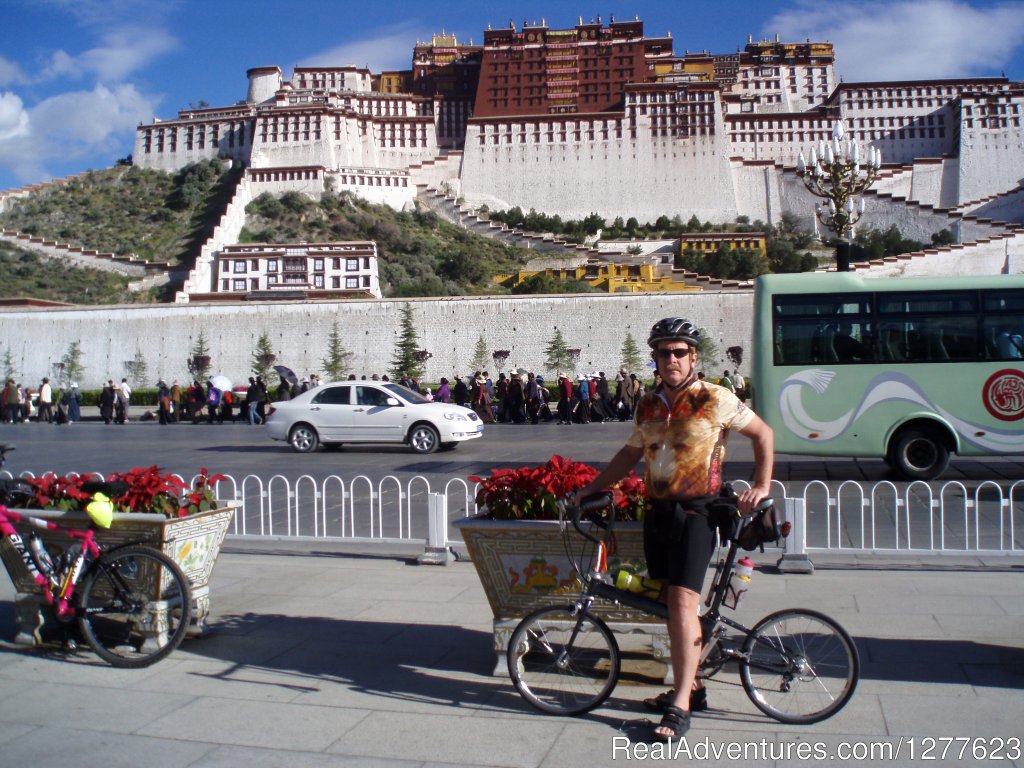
[0,539,1022,767]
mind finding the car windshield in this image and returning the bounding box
[383,382,427,404]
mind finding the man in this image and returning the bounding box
[119,378,132,421]
[573,317,773,742]
[37,377,53,423]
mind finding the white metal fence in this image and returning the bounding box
[5,471,1024,558]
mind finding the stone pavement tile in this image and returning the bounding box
[129,659,314,703]
[0,645,177,684]
[326,709,567,767]
[0,725,215,768]
[176,628,307,667]
[994,594,1024,614]
[0,721,36,748]
[934,614,1024,635]
[963,661,1024,689]
[194,745,423,768]
[0,680,195,732]
[853,594,1004,615]
[863,635,1022,664]
[880,693,1024,738]
[817,611,945,638]
[331,582,476,604]
[227,594,381,619]
[137,697,370,751]
[857,661,972,695]
[352,599,497,627]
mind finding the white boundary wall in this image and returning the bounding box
[0,292,754,389]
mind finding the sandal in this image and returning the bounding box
[653,705,690,742]
[643,687,708,712]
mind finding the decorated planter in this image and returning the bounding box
[0,504,235,646]
[455,514,670,677]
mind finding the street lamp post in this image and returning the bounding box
[796,120,881,271]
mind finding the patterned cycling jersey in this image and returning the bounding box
[626,379,754,500]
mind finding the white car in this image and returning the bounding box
[265,381,484,454]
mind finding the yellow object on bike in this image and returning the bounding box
[614,570,665,601]
[85,493,114,529]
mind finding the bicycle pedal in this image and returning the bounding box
[63,638,79,653]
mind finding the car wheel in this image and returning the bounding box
[408,424,440,454]
[888,426,950,481]
[289,424,319,453]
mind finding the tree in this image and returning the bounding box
[126,348,149,386]
[62,341,85,385]
[620,332,645,374]
[321,320,353,381]
[2,350,15,382]
[251,331,277,380]
[697,328,719,367]
[544,328,572,375]
[470,334,489,372]
[188,331,212,382]
[389,303,425,379]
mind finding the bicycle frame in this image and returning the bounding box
[0,505,99,619]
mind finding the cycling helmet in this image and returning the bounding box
[647,317,701,348]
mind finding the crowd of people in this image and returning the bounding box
[1,366,747,427]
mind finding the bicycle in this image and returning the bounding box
[0,444,193,668]
[506,487,859,724]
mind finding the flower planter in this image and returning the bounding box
[0,504,235,646]
[454,514,670,677]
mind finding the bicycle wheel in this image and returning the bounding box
[507,605,620,716]
[77,545,192,668]
[740,608,859,724]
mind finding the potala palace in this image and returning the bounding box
[125,16,1024,301]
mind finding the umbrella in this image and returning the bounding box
[208,374,232,391]
[273,365,299,386]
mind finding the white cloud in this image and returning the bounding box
[0,84,159,185]
[39,28,178,84]
[0,92,30,142]
[0,57,29,87]
[300,25,422,73]
[766,0,1024,81]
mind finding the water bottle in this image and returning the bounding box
[27,534,55,579]
[728,557,755,607]
[615,570,665,601]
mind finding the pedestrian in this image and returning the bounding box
[435,377,452,403]
[557,372,573,425]
[452,375,468,407]
[37,377,53,423]
[170,380,183,421]
[245,377,261,424]
[66,382,81,423]
[157,379,172,425]
[120,378,133,421]
[2,379,19,423]
[255,376,268,422]
[572,317,774,742]
[99,380,115,424]
[732,370,746,402]
[206,384,221,424]
[720,370,735,394]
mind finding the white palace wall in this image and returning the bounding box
[460,118,738,223]
[0,293,754,390]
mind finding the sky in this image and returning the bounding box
[1,0,1023,191]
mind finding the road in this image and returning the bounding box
[3,415,1023,489]
[3,416,1021,549]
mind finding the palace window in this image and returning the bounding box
[233,279,246,291]
[233,261,246,273]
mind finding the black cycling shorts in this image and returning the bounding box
[643,498,717,593]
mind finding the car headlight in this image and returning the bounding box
[443,411,468,422]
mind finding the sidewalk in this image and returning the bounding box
[0,541,1022,767]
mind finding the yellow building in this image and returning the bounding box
[496,263,703,293]
[678,232,766,256]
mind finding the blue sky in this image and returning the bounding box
[2,0,1023,191]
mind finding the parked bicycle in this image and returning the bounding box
[0,444,192,668]
[506,487,859,724]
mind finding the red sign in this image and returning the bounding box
[982,369,1024,421]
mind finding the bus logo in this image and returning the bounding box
[982,369,1024,421]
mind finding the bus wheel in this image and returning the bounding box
[889,427,950,481]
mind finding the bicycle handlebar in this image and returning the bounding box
[559,492,615,545]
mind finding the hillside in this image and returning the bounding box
[0,161,240,266]
[241,191,538,297]
[0,241,134,304]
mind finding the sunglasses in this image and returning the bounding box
[655,347,692,359]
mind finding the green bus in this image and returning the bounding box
[753,272,1024,480]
